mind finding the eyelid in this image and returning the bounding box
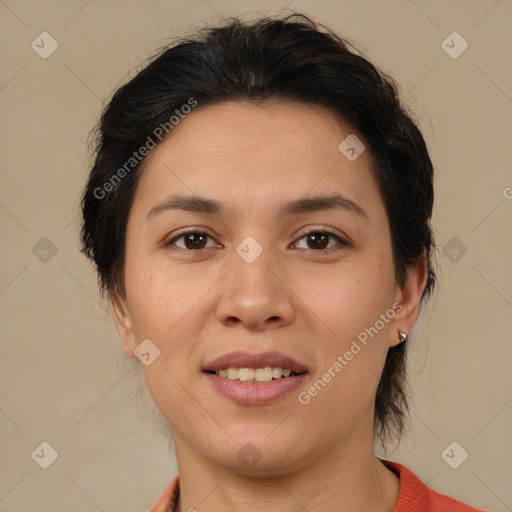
[292,227,350,251]
[163,226,219,248]
[295,226,350,243]
[163,226,351,251]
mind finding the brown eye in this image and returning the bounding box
[294,230,348,252]
[165,231,217,250]
[164,229,348,253]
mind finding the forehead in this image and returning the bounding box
[151,99,363,160]
[131,100,381,220]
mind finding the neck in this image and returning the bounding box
[171,430,399,512]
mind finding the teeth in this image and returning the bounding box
[214,366,298,382]
[255,367,272,382]
[238,368,255,382]
[272,367,282,379]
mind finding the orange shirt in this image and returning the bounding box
[149,459,489,511]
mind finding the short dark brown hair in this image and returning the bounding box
[80,13,436,445]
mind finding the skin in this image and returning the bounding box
[112,100,428,512]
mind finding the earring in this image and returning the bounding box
[398,330,408,345]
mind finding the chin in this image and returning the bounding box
[206,434,308,477]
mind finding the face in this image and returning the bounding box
[113,100,425,476]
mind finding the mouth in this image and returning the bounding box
[204,367,305,383]
[202,350,309,404]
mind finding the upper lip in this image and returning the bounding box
[203,351,309,373]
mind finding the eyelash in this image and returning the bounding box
[163,228,349,253]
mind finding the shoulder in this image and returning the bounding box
[381,459,490,512]
[149,465,491,512]
[147,475,180,512]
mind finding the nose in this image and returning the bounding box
[215,244,295,331]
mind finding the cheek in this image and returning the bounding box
[301,253,397,413]
[124,259,213,386]
[125,257,195,334]
[305,253,395,340]
[301,264,396,425]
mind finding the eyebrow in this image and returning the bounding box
[146,193,368,221]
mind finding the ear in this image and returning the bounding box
[112,294,137,358]
[390,250,429,347]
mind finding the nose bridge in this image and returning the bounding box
[216,233,294,328]
[232,234,280,300]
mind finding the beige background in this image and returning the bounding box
[1,0,511,510]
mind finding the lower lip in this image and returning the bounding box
[203,372,308,405]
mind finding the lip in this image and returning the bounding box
[203,350,309,373]
[204,372,308,405]
[203,351,309,405]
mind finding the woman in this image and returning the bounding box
[80,13,488,512]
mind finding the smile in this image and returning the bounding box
[212,366,301,382]
[202,350,309,404]
[203,370,308,405]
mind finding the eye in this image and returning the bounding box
[164,230,218,251]
[292,229,349,252]
[163,228,349,253]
